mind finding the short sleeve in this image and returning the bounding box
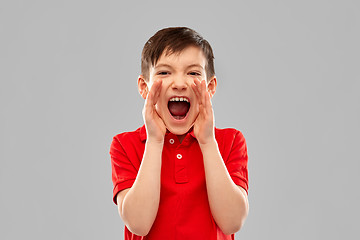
[226,130,249,195]
[110,136,138,205]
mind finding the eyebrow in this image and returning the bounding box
[154,63,204,70]
[154,63,174,69]
[186,64,204,70]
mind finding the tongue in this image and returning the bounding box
[168,101,190,116]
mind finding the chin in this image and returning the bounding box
[166,124,193,136]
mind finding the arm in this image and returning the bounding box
[117,140,164,236]
[191,78,249,234]
[200,140,249,235]
[116,79,166,236]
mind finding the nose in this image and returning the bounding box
[171,76,188,91]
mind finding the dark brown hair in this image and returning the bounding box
[141,27,215,82]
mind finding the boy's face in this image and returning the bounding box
[139,45,216,136]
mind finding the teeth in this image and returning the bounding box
[169,97,189,102]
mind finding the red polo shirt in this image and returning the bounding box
[110,125,249,240]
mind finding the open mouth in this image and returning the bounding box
[168,97,191,120]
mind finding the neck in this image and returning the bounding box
[177,134,186,144]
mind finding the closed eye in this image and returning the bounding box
[157,71,170,75]
[189,72,201,76]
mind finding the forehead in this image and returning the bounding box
[154,46,206,69]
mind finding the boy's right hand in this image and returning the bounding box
[142,79,166,143]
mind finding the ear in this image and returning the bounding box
[207,76,217,98]
[138,75,149,99]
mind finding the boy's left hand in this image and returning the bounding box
[191,78,215,145]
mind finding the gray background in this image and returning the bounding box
[1,0,359,239]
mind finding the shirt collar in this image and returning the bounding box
[139,124,196,142]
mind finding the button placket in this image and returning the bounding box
[174,150,188,183]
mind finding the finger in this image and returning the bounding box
[201,80,207,108]
[194,79,206,116]
[191,79,201,102]
[203,80,211,108]
[204,89,212,115]
[195,78,204,103]
[202,80,212,116]
[151,80,162,105]
[144,86,157,117]
[147,80,161,106]
[192,79,199,97]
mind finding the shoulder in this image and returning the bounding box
[112,125,144,143]
[110,125,145,153]
[214,127,246,143]
[214,127,247,154]
[213,126,248,162]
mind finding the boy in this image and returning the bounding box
[110,27,249,240]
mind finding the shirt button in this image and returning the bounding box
[169,139,175,144]
[176,154,182,159]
